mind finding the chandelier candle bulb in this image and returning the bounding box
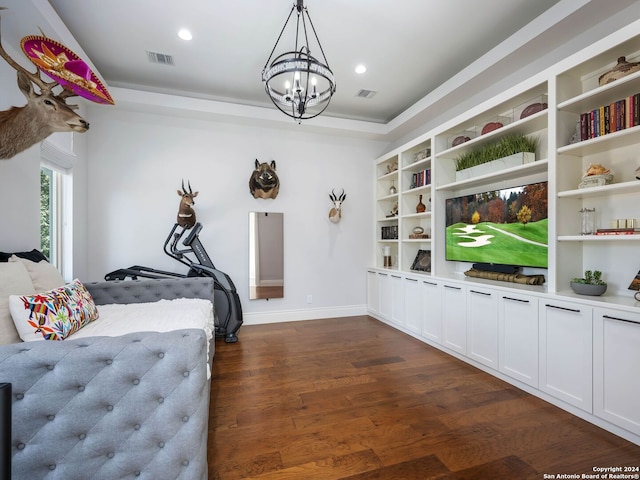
[284,81,292,101]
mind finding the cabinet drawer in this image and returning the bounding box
[594,308,640,435]
[499,293,539,388]
[540,300,592,412]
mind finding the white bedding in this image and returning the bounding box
[68,298,215,375]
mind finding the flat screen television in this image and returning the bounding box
[445,181,548,268]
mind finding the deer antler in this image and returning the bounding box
[56,88,77,100]
[0,12,73,98]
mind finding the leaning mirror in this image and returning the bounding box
[249,212,284,299]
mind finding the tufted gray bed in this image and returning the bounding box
[0,277,215,480]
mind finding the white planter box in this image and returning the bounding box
[455,152,535,181]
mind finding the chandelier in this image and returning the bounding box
[261,0,336,123]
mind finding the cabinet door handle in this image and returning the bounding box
[545,303,580,313]
[445,285,461,290]
[378,273,388,277]
[603,315,638,325]
[422,281,438,286]
[470,290,491,296]
[502,296,529,303]
[391,275,401,279]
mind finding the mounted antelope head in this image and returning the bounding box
[176,180,199,229]
[329,188,346,223]
[0,14,89,159]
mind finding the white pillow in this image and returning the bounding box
[9,279,99,342]
[0,262,36,345]
[9,255,65,291]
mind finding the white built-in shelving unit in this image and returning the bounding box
[368,18,640,447]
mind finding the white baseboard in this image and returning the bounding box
[243,304,367,325]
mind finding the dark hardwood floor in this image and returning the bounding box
[208,316,640,479]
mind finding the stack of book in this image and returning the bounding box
[381,225,398,239]
[594,227,640,236]
[579,93,640,141]
[411,169,431,188]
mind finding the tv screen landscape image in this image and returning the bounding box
[445,181,548,268]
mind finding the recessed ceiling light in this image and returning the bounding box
[178,29,193,41]
[355,64,367,74]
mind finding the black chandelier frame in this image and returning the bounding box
[261,0,336,123]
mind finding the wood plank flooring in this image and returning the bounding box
[208,316,640,479]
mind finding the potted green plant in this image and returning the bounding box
[454,133,539,181]
[570,270,607,296]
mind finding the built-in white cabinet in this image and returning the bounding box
[498,292,539,388]
[442,283,467,355]
[403,277,421,334]
[378,272,391,321]
[366,270,379,316]
[539,299,593,412]
[366,270,640,444]
[390,274,404,326]
[467,286,499,370]
[420,278,442,343]
[593,307,640,436]
[367,19,640,446]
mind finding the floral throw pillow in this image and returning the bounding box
[9,279,99,341]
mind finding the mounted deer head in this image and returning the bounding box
[0,13,89,159]
[176,180,199,229]
[329,188,346,223]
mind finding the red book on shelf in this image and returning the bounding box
[609,102,616,132]
[594,228,637,235]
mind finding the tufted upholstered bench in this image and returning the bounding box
[0,277,215,480]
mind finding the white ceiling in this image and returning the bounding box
[47,0,565,124]
[1,1,639,135]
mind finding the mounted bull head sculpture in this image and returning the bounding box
[176,180,198,229]
[0,13,89,160]
[249,159,280,199]
[329,188,346,223]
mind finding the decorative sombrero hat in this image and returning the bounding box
[20,35,114,105]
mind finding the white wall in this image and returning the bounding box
[0,44,41,252]
[84,105,387,322]
[0,32,91,281]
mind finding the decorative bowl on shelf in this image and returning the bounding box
[452,135,471,147]
[578,173,614,189]
[570,282,607,296]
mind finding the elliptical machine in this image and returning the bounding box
[104,222,243,343]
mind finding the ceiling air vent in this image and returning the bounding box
[146,51,175,66]
[356,89,377,99]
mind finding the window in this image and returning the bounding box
[39,135,76,278]
[40,166,61,267]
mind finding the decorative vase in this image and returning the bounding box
[570,282,607,296]
[416,195,426,213]
[388,181,397,195]
[599,56,640,85]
